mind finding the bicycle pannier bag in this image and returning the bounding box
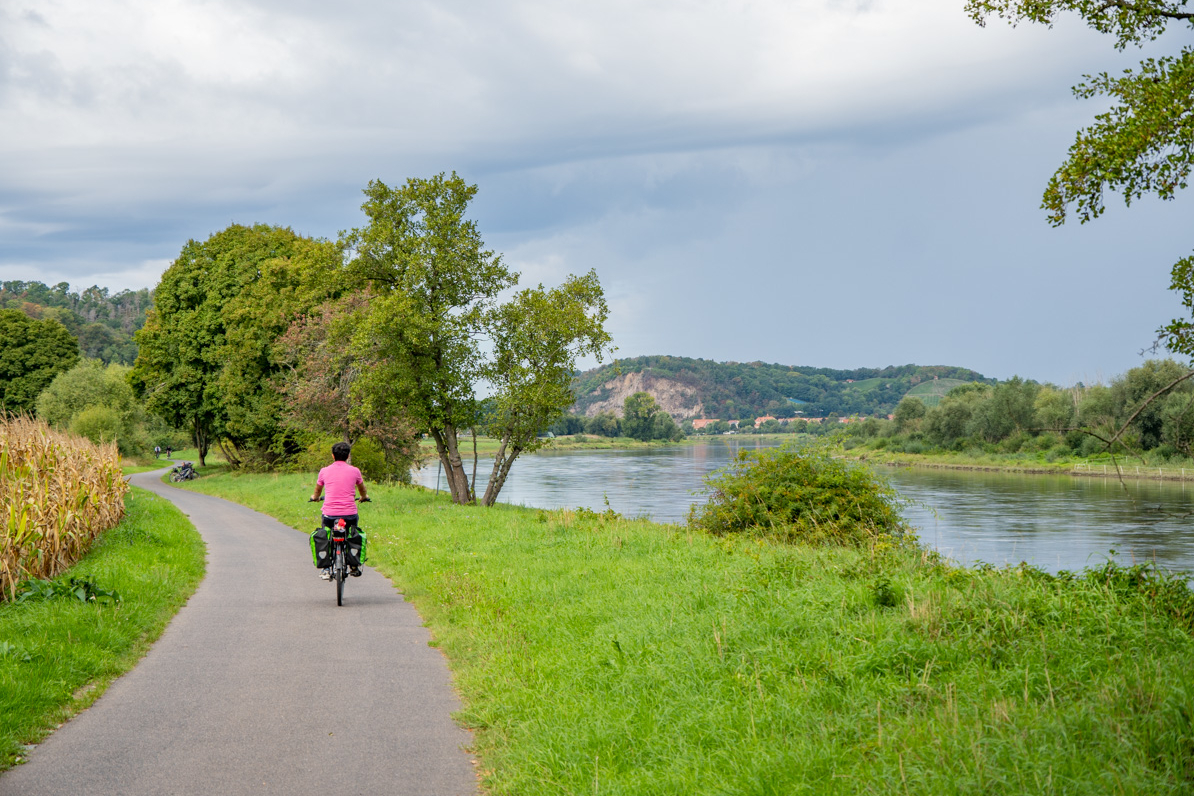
[345,527,367,567]
[310,528,332,568]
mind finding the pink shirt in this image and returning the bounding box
[317,461,364,515]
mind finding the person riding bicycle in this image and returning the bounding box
[311,441,369,580]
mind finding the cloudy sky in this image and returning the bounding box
[2,0,1190,385]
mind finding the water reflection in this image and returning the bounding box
[415,442,1194,575]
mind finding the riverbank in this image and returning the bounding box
[850,449,1194,482]
[180,471,1194,794]
[0,488,205,771]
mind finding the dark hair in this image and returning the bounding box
[332,442,351,462]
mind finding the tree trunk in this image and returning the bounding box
[193,421,210,467]
[481,435,522,507]
[430,424,472,504]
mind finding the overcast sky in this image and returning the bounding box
[2,0,1190,385]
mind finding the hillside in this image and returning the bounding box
[572,355,991,420]
[0,281,152,365]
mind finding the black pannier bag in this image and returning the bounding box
[345,526,366,567]
[310,528,332,568]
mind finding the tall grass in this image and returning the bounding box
[0,417,127,599]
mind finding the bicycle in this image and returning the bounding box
[170,462,197,482]
[309,498,369,606]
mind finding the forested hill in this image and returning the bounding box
[572,355,991,420]
[0,281,152,365]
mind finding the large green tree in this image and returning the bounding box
[966,1,1194,351]
[0,309,78,414]
[132,224,342,465]
[344,173,517,504]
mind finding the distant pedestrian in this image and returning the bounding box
[155,445,161,458]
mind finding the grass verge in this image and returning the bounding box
[0,487,205,771]
[181,471,1194,794]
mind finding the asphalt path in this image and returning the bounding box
[0,466,478,796]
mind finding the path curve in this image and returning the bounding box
[0,466,478,796]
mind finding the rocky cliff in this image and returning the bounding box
[577,371,703,420]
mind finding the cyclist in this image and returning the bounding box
[310,441,369,580]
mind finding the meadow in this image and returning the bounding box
[183,470,1194,795]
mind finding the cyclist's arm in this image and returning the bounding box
[311,484,324,502]
[356,482,368,501]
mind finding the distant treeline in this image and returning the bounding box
[846,359,1194,462]
[572,355,990,420]
[0,280,152,365]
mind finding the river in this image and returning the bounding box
[415,439,1194,576]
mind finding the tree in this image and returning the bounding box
[892,396,927,433]
[479,272,613,505]
[36,359,146,455]
[132,224,340,466]
[966,1,1194,350]
[275,292,420,480]
[623,391,661,441]
[344,173,517,504]
[0,309,78,414]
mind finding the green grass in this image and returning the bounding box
[180,471,1194,794]
[0,488,205,770]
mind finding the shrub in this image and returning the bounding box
[689,442,911,547]
[69,406,121,447]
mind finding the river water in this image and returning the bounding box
[415,440,1194,576]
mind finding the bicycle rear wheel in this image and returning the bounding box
[335,550,345,606]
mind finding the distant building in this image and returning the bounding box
[691,418,719,430]
[754,416,777,428]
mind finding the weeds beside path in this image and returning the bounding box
[0,486,204,771]
[184,470,1194,794]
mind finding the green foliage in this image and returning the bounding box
[0,281,151,366]
[481,272,613,504]
[344,173,611,505]
[572,356,991,420]
[345,173,516,504]
[966,1,1194,225]
[37,360,150,456]
[690,442,910,546]
[892,396,926,433]
[345,436,401,483]
[131,224,342,466]
[623,391,660,441]
[0,309,79,415]
[68,405,122,447]
[16,576,120,605]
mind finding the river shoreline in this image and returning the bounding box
[855,453,1194,482]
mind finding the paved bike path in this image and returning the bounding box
[0,467,478,796]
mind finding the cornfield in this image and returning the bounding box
[1,416,128,600]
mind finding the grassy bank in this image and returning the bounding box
[183,471,1194,794]
[0,488,205,771]
[850,447,1194,482]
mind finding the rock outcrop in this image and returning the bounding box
[578,371,703,420]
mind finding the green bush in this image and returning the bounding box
[69,405,121,447]
[689,442,911,547]
[347,437,388,481]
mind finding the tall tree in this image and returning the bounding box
[480,272,613,505]
[344,173,517,504]
[0,309,78,415]
[132,224,341,465]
